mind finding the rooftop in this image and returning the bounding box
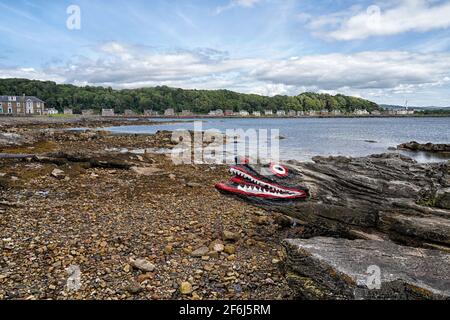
[0,95,45,103]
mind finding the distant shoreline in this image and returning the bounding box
[102,114,450,120]
[1,114,450,123]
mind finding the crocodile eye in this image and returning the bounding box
[270,163,288,177]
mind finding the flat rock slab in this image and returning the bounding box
[283,237,450,300]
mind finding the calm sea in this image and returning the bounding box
[102,117,450,163]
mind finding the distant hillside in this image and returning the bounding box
[0,78,380,114]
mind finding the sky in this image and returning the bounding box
[1,0,450,106]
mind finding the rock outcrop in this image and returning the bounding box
[283,237,450,300]
[0,132,34,147]
[398,141,450,153]
[219,153,450,299]
[270,154,450,248]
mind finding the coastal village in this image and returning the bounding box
[0,95,416,118]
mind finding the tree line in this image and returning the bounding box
[0,78,380,114]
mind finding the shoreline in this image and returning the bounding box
[1,114,450,125]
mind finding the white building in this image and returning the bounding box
[44,108,58,115]
[164,108,175,116]
[82,109,95,116]
[64,108,73,115]
[102,109,115,117]
[144,110,159,116]
[276,110,286,116]
[239,110,249,117]
[252,111,261,117]
[209,109,224,116]
[124,109,137,116]
[264,110,273,116]
[355,109,370,116]
[181,110,193,116]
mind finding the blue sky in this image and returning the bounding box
[1,0,450,106]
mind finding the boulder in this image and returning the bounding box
[283,237,450,300]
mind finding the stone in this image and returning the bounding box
[283,237,450,300]
[208,251,219,258]
[224,245,236,255]
[223,231,239,242]
[125,282,143,294]
[51,168,65,179]
[210,241,224,252]
[123,264,131,273]
[137,273,153,283]
[180,282,193,295]
[186,182,202,188]
[191,246,209,257]
[131,166,164,176]
[130,258,155,272]
[255,216,271,225]
[164,245,174,255]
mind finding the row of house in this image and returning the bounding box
[0,95,416,118]
[201,109,385,117]
[117,108,413,117]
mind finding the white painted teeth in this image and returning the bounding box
[230,167,301,197]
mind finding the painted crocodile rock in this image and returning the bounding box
[216,154,450,246]
[216,154,450,299]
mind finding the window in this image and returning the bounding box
[0,107,3,113]
[8,102,12,107]
[8,107,13,114]
[26,100,34,114]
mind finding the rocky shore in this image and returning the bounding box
[0,117,295,300]
[1,117,449,300]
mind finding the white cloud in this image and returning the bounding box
[251,51,450,91]
[2,43,450,106]
[311,0,450,41]
[216,0,262,14]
